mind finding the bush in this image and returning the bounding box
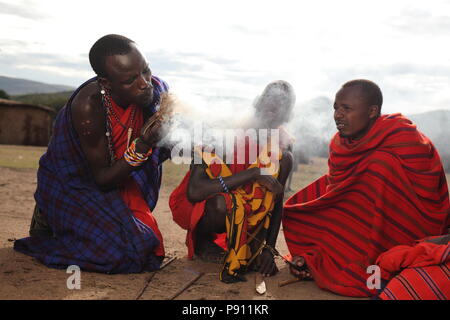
[11,91,73,113]
[0,89,10,99]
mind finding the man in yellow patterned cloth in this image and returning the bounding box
[169,81,295,283]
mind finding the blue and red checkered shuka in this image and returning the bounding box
[14,76,171,274]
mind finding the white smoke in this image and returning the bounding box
[158,91,253,162]
[159,89,338,165]
[285,96,336,161]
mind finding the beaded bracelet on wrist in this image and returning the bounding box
[123,138,153,167]
[218,175,230,193]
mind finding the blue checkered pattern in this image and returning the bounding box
[14,76,170,273]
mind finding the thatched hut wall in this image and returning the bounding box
[0,98,55,146]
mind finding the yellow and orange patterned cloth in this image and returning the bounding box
[170,142,282,282]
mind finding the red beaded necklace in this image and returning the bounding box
[101,87,136,163]
[107,102,136,148]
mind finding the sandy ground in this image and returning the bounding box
[0,147,372,300]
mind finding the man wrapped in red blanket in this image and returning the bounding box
[376,235,450,300]
[283,79,450,297]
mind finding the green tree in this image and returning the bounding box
[0,89,10,99]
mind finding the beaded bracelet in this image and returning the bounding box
[218,175,230,193]
[123,138,153,167]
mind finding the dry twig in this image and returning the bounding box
[278,277,301,287]
[135,256,177,300]
[169,271,204,300]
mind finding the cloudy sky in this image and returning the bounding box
[1,0,450,115]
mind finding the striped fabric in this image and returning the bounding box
[377,238,450,300]
[14,76,171,273]
[283,114,450,297]
[380,264,450,300]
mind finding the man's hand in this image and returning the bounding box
[256,173,283,195]
[140,93,175,147]
[258,248,278,277]
[139,112,169,147]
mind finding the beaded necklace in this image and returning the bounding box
[108,101,136,148]
[101,88,136,164]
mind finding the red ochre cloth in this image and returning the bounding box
[283,114,450,297]
[110,98,164,257]
[376,237,450,300]
[169,171,208,259]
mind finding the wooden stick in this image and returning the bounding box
[141,111,161,136]
[135,272,156,300]
[169,272,204,300]
[135,256,177,300]
[245,231,306,272]
[141,94,175,136]
[160,256,177,269]
[278,278,301,287]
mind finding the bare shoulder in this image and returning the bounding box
[277,149,293,184]
[71,81,103,119]
[70,81,106,141]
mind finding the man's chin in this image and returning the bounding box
[338,130,350,138]
[137,94,153,107]
[339,130,367,141]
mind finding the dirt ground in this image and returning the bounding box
[0,145,412,301]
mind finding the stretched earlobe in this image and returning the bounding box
[369,105,380,119]
[98,77,111,93]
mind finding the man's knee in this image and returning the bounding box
[199,195,227,233]
[206,194,227,215]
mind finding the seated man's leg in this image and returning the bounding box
[194,194,227,262]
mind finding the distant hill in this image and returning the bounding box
[409,109,450,142]
[0,75,75,95]
[12,91,73,113]
[410,109,450,171]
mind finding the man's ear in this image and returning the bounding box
[368,105,380,119]
[98,77,111,91]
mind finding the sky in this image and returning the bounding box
[1,0,450,115]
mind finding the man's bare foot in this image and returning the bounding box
[220,269,247,283]
[248,248,279,277]
[194,240,226,264]
[289,256,313,280]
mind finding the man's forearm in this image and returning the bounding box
[265,197,283,248]
[96,152,164,190]
[188,167,260,202]
[94,158,138,190]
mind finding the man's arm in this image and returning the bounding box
[259,150,293,276]
[187,164,258,202]
[71,85,159,190]
[266,150,293,247]
[187,163,283,203]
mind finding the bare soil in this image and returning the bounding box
[0,145,373,300]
